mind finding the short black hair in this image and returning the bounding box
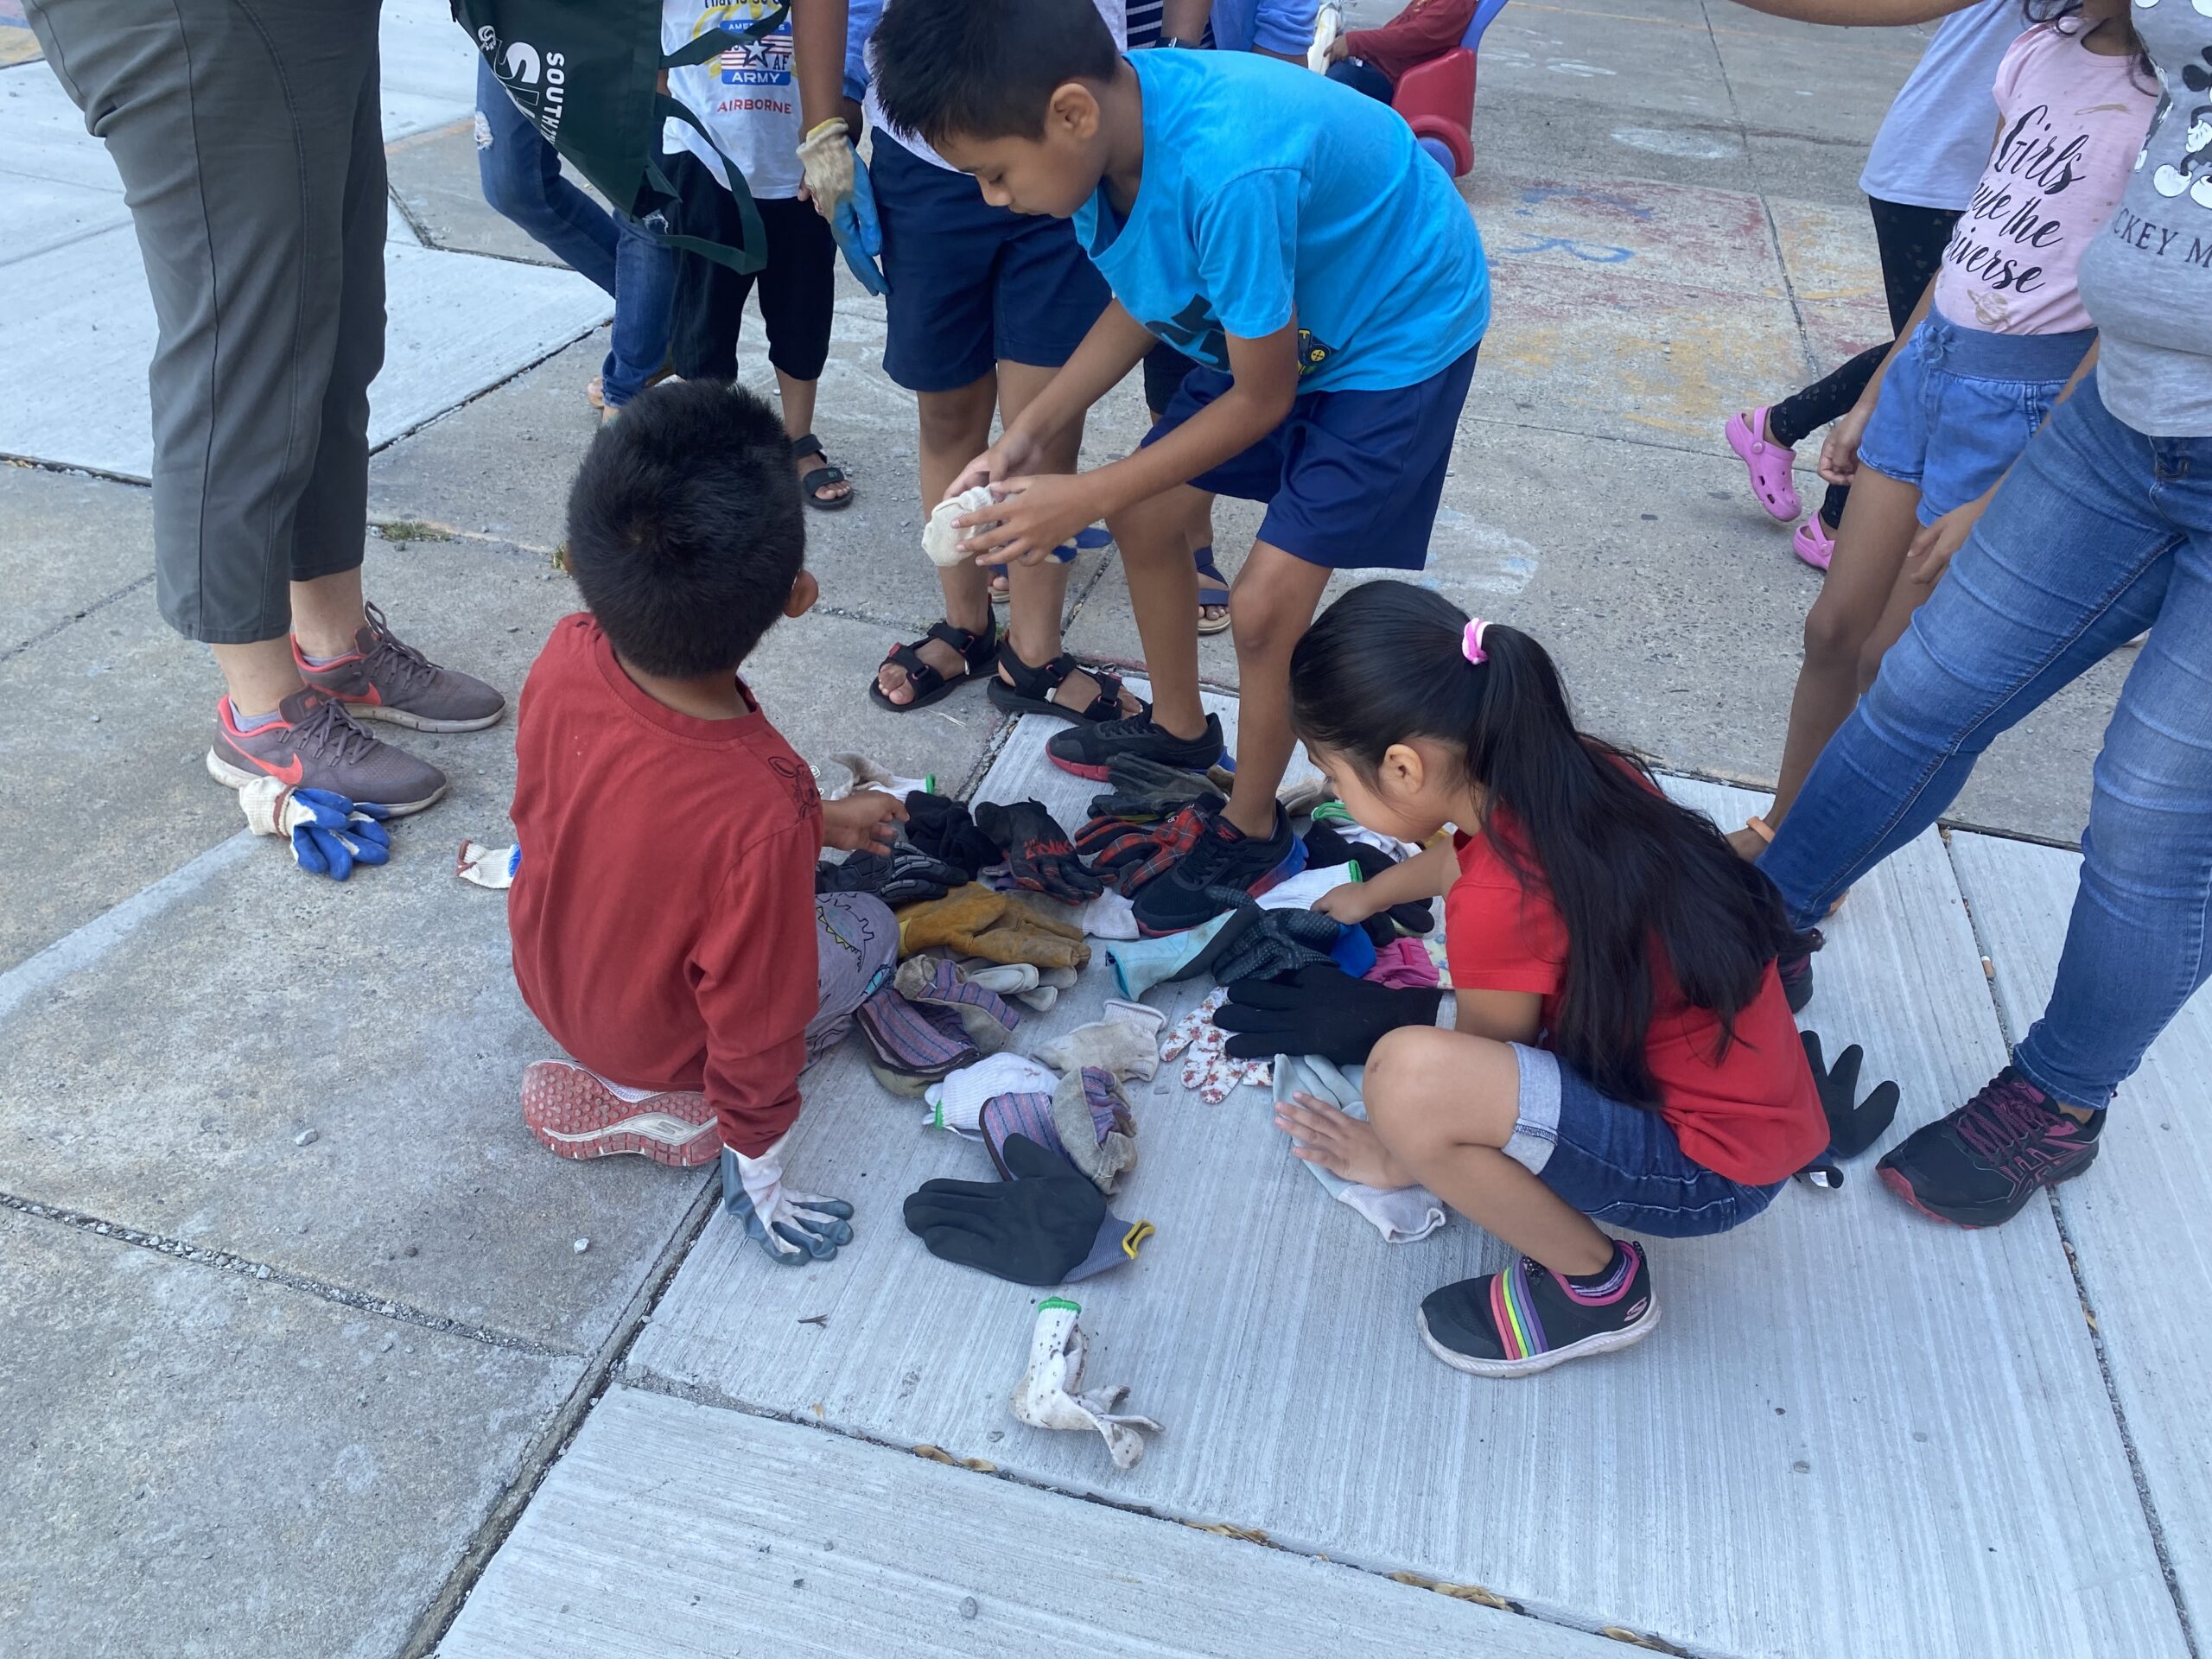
[563,381,804,678]
[874,0,1119,149]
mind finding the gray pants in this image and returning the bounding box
[27,0,387,644]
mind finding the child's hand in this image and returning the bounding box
[1274,1090,1415,1189]
[1903,493,1986,588]
[1326,35,1351,60]
[823,789,906,855]
[950,431,1046,497]
[957,474,1102,568]
[1818,404,1872,486]
[1313,881,1381,926]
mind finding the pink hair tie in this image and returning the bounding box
[1462,618,1491,665]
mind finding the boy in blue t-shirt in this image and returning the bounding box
[873,0,1488,933]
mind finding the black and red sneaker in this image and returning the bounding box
[1777,925,1822,1014]
[1046,710,1224,783]
[1131,803,1303,936]
[1878,1065,2103,1228]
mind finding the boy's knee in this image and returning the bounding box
[915,384,993,454]
[1229,580,1306,660]
[1108,491,1191,566]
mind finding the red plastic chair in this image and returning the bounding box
[1390,0,1510,177]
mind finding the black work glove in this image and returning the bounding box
[1204,893,1344,987]
[1303,820,1434,937]
[1087,754,1217,824]
[902,1135,1152,1286]
[816,842,967,907]
[903,791,1003,878]
[974,799,1104,904]
[1212,963,1444,1064]
[1793,1029,1901,1189]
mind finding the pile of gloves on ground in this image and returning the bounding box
[812,753,1459,1294]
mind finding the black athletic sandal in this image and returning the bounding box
[791,435,853,512]
[1193,544,1232,636]
[985,642,1147,725]
[869,620,997,713]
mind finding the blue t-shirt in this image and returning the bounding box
[1073,50,1488,393]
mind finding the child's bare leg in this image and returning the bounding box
[1106,485,1210,740]
[1857,553,1936,696]
[1363,1027,1615,1274]
[1222,541,1331,838]
[876,375,996,705]
[1733,468,1923,853]
[995,361,1136,715]
[1148,400,1227,630]
[773,367,849,506]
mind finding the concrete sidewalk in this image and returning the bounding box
[1,2,2196,1656]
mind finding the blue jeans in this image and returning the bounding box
[1326,57,1396,102]
[1761,373,2212,1112]
[474,59,672,406]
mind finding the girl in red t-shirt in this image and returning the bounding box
[1269,581,1827,1376]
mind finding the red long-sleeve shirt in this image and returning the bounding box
[508,614,823,1156]
[1342,0,1482,85]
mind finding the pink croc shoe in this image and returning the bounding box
[1726,408,1803,523]
[1793,515,1834,572]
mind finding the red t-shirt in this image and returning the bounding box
[507,614,823,1156]
[1445,823,1824,1185]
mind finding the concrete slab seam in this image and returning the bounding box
[0,1188,573,1358]
[399,1173,725,1659]
[367,320,608,459]
[1942,836,2202,1659]
[606,1363,1710,1658]
[0,831,255,1021]
[0,565,152,664]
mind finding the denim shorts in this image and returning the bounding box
[1140,343,1479,569]
[1503,1046,1782,1237]
[1856,307,2092,525]
[870,137,1110,392]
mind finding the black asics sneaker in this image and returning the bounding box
[1418,1242,1659,1378]
[1130,802,1302,936]
[1046,710,1224,783]
[1878,1065,2103,1227]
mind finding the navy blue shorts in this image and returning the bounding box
[1141,344,1478,569]
[1503,1045,1783,1238]
[870,137,1110,392]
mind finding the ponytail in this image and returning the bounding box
[1288,581,1796,1106]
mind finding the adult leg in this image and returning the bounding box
[1758,380,2178,929]
[2012,515,2212,1110]
[1224,543,1331,836]
[471,56,617,296]
[602,211,677,412]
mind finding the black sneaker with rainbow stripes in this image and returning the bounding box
[1417,1241,1660,1378]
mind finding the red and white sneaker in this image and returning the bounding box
[521,1061,720,1167]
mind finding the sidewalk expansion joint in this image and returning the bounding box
[1942,838,2201,1659]
[0,1188,572,1360]
[611,1363,1713,1659]
[398,1173,723,1659]
[1,569,154,664]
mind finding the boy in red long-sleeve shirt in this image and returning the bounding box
[508,381,904,1266]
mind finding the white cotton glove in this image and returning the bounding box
[720,1134,854,1265]
[1010,1298,1161,1471]
[923,1052,1060,1135]
[1039,1000,1167,1084]
[456,839,519,889]
[923,485,1002,567]
[961,961,1077,1012]
[825,753,937,802]
[796,116,858,216]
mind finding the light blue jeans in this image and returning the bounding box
[474,58,672,406]
[1761,373,2212,1112]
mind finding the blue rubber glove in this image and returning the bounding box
[721,1138,855,1265]
[239,778,392,881]
[834,156,888,296]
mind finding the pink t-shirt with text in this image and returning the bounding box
[1933,22,2155,336]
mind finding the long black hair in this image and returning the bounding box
[2023,0,2154,86]
[1289,581,1797,1108]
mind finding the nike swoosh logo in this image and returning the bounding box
[263,756,306,785]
